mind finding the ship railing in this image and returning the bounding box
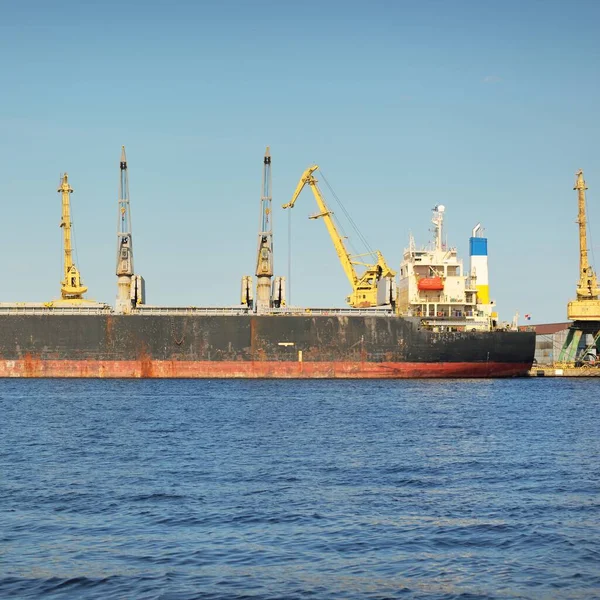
[132,305,251,316]
[0,305,113,315]
[409,295,476,305]
[420,318,492,331]
[266,307,395,316]
[133,306,394,316]
[0,304,395,317]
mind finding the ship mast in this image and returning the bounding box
[574,169,599,300]
[116,146,135,313]
[255,147,273,312]
[432,205,445,252]
[58,173,87,300]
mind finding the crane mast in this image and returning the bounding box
[116,146,136,313]
[566,169,600,322]
[574,170,599,300]
[283,165,395,308]
[58,173,87,300]
[560,169,600,364]
[255,147,274,312]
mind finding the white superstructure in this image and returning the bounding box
[397,206,495,330]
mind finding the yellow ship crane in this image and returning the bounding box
[58,173,88,300]
[283,165,395,308]
[567,169,600,320]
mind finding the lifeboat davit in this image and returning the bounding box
[417,277,444,291]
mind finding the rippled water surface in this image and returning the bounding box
[1,379,599,599]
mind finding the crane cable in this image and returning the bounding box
[318,170,376,259]
[317,183,361,259]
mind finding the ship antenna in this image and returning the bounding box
[432,205,445,251]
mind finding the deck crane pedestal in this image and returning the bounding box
[559,169,600,365]
[57,173,88,301]
[283,165,395,308]
[116,146,145,314]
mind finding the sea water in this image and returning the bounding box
[1,379,599,599]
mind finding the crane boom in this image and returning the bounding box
[58,173,87,300]
[284,165,358,289]
[283,165,396,308]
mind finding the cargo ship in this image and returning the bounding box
[0,148,534,378]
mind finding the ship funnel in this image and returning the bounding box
[469,224,489,308]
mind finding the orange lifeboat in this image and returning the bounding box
[417,277,444,291]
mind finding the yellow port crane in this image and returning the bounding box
[58,173,88,300]
[558,169,600,365]
[283,165,395,308]
[567,169,600,320]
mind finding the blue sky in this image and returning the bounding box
[1,0,599,323]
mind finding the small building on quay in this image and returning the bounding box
[527,322,571,365]
[525,322,598,365]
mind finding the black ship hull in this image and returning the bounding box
[0,313,535,378]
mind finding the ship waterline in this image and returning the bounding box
[0,358,534,378]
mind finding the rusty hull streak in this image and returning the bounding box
[23,353,36,377]
[0,359,531,378]
[105,314,114,345]
[139,346,154,378]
